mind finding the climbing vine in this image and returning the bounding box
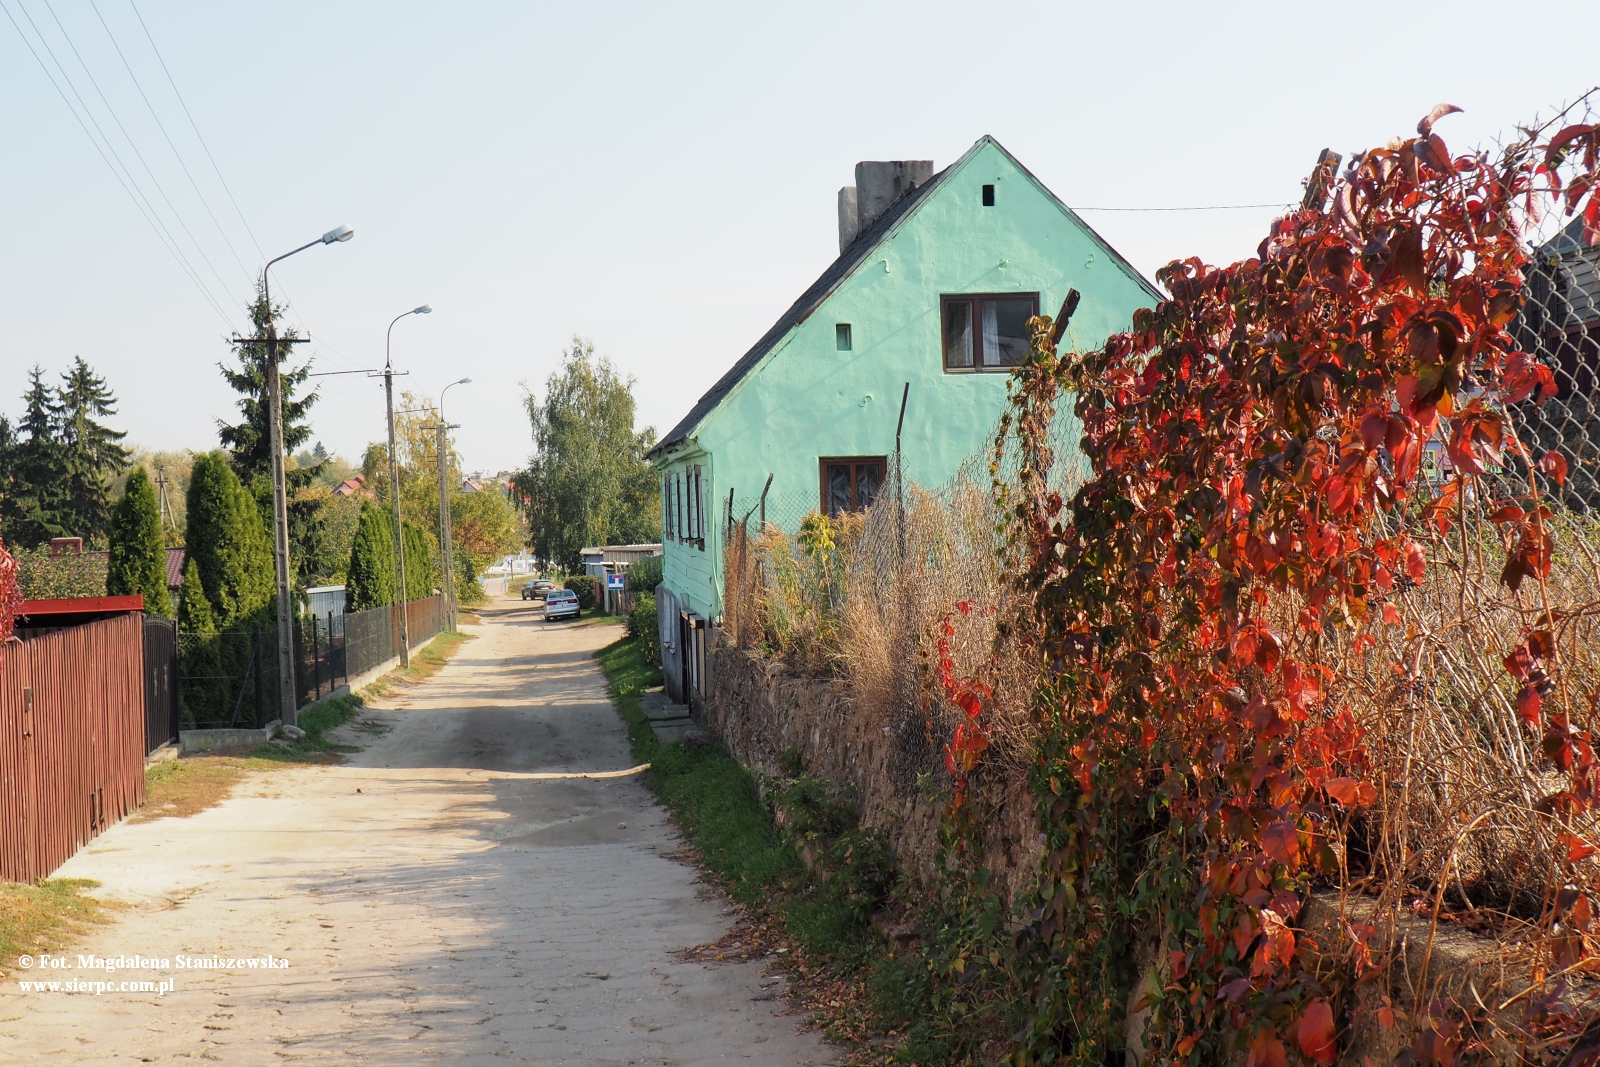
[987,102,1600,1066]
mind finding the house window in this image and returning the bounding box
[982,183,995,206]
[689,465,705,548]
[675,473,685,539]
[819,457,886,516]
[836,323,852,351]
[663,473,674,535]
[941,293,1038,371]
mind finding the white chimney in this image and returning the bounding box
[836,159,933,253]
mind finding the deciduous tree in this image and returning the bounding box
[513,337,659,573]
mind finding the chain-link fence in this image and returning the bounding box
[178,596,443,730]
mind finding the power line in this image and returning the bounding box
[87,0,254,285]
[1071,202,1293,213]
[38,0,238,311]
[124,0,263,262]
[0,0,233,326]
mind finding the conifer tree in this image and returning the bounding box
[55,356,128,544]
[218,286,318,479]
[4,366,69,547]
[175,555,219,729]
[107,467,172,616]
[403,522,434,603]
[176,557,214,633]
[217,286,330,592]
[184,451,273,629]
[345,502,395,610]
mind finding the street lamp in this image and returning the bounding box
[258,224,354,728]
[383,304,431,667]
[437,377,470,630]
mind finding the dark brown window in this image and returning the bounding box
[819,456,886,517]
[941,292,1039,371]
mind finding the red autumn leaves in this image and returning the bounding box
[936,600,993,789]
[995,99,1600,1065]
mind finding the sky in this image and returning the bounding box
[0,0,1593,475]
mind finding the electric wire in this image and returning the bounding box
[0,0,233,326]
[124,0,263,261]
[38,0,239,313]
[87,0,254,285]
[119,0,350,360]
[1071,202,1294,212]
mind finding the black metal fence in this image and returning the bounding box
[178,596,443,731]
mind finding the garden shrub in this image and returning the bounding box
[627,591,658,664]
[565,574,597,610]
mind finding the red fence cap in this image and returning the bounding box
[16,595,144,618]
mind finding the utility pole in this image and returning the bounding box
[435,377,471,633]
[434,420,459,631]
[381,305,431,666]
[155,464,173,533]
[384,366,410,666]
[240,224,354,727]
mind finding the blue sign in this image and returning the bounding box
[607,573,625,590]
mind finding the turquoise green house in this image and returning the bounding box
[648,135,1157,702]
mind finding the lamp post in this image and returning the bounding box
[384,305,431,666]
[259,224,353,727]
[437,378,470,631]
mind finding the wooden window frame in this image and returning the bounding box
[663,473,674,537]
[940,292,1040,373]
[818,456,888,516]
[690,465,705,550]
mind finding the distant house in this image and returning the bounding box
[1516,216,1600,508]
[461,473,514,495]
[165,547,185,596]
[647,135,1157,702]
[332,475,369,499]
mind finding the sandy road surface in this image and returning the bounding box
[0,602,833,1066]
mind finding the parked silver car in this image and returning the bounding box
[543,588,581,621]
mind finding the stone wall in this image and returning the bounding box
[704,640,1041,901]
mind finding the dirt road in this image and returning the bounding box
[0,602,834,1066]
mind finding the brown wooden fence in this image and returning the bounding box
[0,613,147,883]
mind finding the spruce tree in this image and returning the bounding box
[218,285,330,594]
[55,356,129,545]
[217,285,318,479]
[6,366,69,547]
[345,502,395,610]
[107,467,172,616]
[185,451,273,629]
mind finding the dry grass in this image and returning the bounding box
[134,757,252,822]
[723,464,1041,786]
[0,879,118,976]
[1324,506,1600,919]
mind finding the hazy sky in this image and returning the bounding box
[1,1,1592,474]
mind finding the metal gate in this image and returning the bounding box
[143,616,178,754]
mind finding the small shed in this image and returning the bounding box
[579,544,663,614]
[306,585,347,635]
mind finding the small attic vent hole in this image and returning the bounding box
[836,324,853,351]
[981,184,995,207]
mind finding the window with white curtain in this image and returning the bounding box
[941,293,1039,371]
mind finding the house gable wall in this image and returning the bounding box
[658,139,1155,622]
